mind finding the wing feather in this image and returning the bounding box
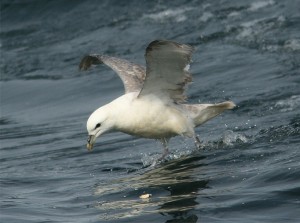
[79,55,146,93]
[139,40,194,103]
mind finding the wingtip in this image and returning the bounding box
[79,55,91,71]
[224,101,236,109]
[79,55,102,71]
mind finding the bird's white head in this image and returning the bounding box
[86,105,113,151]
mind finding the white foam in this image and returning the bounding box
[228,11,241,17]
[248,0,275,11]
[284,39,300,51]
[143,7,193,22]
[199,12,214,22]
[275,95,300,112]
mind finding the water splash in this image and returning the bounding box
[140,130,250,167]
[221,130,249,146]
[141,153,161,167]
[141,148,194,167]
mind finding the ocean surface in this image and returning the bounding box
[1,0,300,222]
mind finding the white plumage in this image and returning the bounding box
[80,40,235,158]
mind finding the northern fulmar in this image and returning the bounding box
[79,40,235,159]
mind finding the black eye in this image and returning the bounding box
[95,123,101,129]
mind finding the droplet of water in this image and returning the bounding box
[222,130,248,146]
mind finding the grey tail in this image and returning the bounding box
[184,101,236,127]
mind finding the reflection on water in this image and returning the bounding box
[94,155,208,222]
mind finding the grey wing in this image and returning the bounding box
[79,54,146,93]
[139,40,194,103]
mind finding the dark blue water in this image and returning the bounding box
[1,0,300,222]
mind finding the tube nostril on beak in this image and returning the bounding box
[87,135,93,143]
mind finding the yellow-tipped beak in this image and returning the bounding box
[87,135,96,151]
[87,143,94,151]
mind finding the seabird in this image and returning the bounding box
[79,40,235,159]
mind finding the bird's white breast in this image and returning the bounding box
[109,93,193,139]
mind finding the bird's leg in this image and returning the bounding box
[158,138,170,161]
[194,135,202,149]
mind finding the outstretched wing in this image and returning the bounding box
[79,55,146,93]
[139,40,194,103]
